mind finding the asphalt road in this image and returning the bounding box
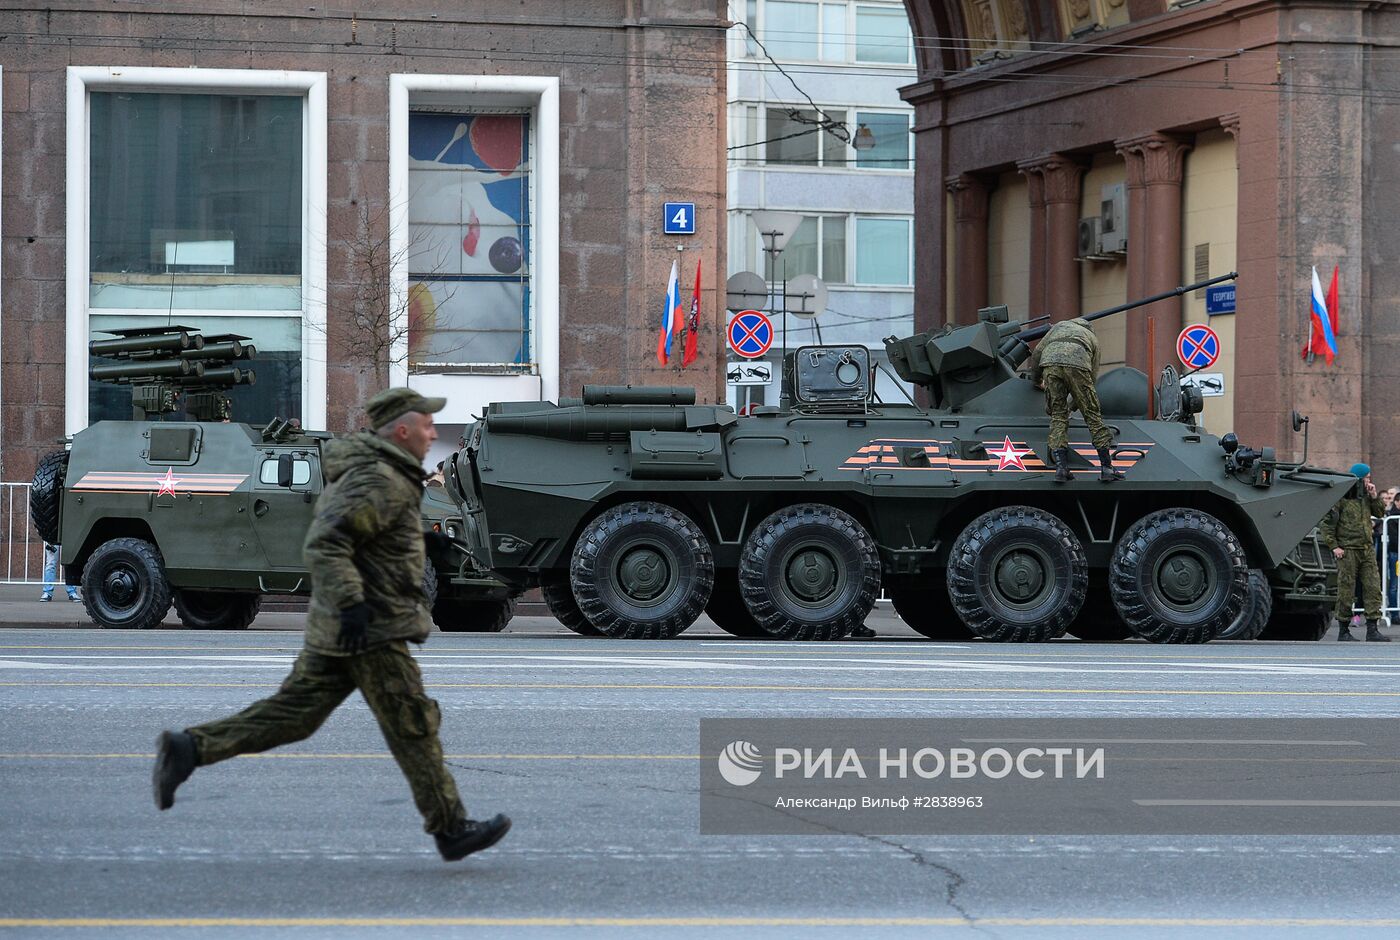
[3,609,1400,939]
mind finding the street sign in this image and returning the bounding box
[1205,285,1236,316]
[1181,371,1225,398]
[728,310,774,360]
[663,202,696,235]
[1177,324,1221,371]
[726,359,774,387]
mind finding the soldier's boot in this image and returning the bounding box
[1051,449,1073,484]
[1366,621,1391,642]
[152,730,198,810]
[1097,447,1124,483]
[1337,619,1358,641]
[435,813,512,862]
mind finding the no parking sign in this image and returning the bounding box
[728,310,774,360]
[1177,324,1221,371]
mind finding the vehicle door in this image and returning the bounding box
[249,447,323,576]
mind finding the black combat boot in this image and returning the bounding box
[153,730,198,810]
[1097,447,1124,483]
[1337,619,1357,641]
[1051,448,1073,484]
[1366,621,1391,642]
[435,813,512,861]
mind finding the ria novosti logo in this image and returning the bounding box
[717,741,764,786]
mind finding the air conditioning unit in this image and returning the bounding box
[1100,183,1127,253]
[1077,217,1102,258]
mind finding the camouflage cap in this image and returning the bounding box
[365,387,447,430]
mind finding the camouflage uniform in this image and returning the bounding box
[1321,486,1386,622]
[186,430,467,835]
[1029,318,1112,452]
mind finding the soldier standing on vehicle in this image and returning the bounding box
[1029,318,1122,484]
[1322,463,1390,642]
[152,388,512,860]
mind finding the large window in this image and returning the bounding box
[855,217,912,285]
[784,216,847,283]
[77,77,321,429]
[407,111,532,374]
[854,111,911,168]
[755,1,912,64]
[855,4,913,63]
[766,108,848,167]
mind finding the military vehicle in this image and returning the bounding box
[29,325,515,632]
[446,274,1354,643]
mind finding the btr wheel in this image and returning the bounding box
[946,507,1087,642]
[738,504,880,641]
[433,597,516,633]
[890,586,974,640]
[81,538,172,630]
[571,501,714,640]
[1110,508,1247,644]
[541,574,602,637]
[172,590,262,630]
[1218,569,1272,641]
[705,569,767,638]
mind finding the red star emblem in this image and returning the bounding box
[987,436,1033,471]
[154,467,182,496]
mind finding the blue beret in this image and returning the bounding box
[1350,463,1371,479]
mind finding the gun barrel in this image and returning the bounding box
[581,385,696,406]
[89,360,205,382]
[181,340,255,362]
[487,407,689,439]
[90,330,204,358]
[1020,272,1237,343]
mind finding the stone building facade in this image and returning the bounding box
[0,1,728,481]
[901,0,1399,475]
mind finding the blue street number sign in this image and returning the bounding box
[728,310,774,359]
[1177,324,1221,371]
[1205,285,1236,315]
[663,202,696,235]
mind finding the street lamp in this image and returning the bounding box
[852,123,877,152]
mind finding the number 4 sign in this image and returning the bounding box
[663,202,696,235]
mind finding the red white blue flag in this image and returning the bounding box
[1302,265,1339,365]
[656,259,683,366]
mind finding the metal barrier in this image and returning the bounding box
[1365,513,1400,625]
[1,483,44,585]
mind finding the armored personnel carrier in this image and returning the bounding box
[30,325,515,631]
[448,275,1352,643]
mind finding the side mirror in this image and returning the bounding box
[276,453,294,488]
[1291,410,1307,433]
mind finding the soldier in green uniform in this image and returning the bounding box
[1029,317,1122,484]
[1322,463,1391,642]
[152,388,512,860]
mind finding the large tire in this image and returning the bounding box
[1109,508,1247,644]
[434,596,516,633]
[423,558,440,609]
[738,504,880,641]
[29,451,68,545]
[172,590,262,630]
[571,501,714,640]
[1066,588,1134,642]
[705,569,768,638]
[81,538,172,630]
[1218,569,1272,641]
[946,507,1087,642]
[541,574,602,637]
[1259,608,1329,641]
[890,586,974,640]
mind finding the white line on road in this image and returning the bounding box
[829,696,1176,703]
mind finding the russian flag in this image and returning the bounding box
[656,259,683,366]
[1303,265,1339,365]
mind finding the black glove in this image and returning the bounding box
[337,602,371,654]
[424,530,454,555]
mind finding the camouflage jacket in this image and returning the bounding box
[302,433,431,655]
[1320,487,1386,551]
[1030,318,1099,382]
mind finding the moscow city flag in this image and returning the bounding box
[656,259,683,366]
[1302,264,1339,365]
[682,258,701,367]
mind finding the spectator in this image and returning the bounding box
[426,460,446,488]
[40,542,80,603]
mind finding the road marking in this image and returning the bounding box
[830,697,1176,703]
[4,916,1400,928]
[1135,799,1400,807]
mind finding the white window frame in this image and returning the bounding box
[853,2,915,66]
[852,108,913,171]
[388,74,560,409]
[65,66,328,434]
[762,105,851,169]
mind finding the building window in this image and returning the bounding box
[68,68,328,433]
[854,111,911,168]
[855,4,914,64]
[407,111,532,374]
[855,217,912,284]
[783,216,848,284]
[766,108,848,166]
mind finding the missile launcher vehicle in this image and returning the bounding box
[449,275,1352,643]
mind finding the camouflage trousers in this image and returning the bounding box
[186,641,467,834]
[1335,547,1383,622]
[1043,365,1114,452]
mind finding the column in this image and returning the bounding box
[1017,159,1047,316]
[1116,132,1192,374]
[1114,138,1148,367]
[946,173,993,325]
[1023,154,1086,322]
